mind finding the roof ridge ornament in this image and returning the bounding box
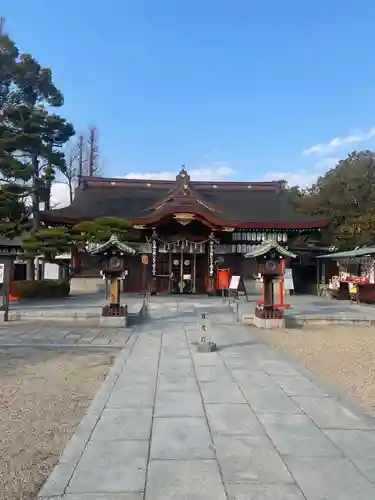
[177,164,190,184]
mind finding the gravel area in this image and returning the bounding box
[258,325,375,417]
[0,346,119,500]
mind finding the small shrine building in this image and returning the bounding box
[40,167,329,295]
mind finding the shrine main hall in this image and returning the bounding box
[40,167,329,295]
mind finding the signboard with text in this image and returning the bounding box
[229,275,240,290]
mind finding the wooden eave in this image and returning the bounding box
[40,212,330,230]
[78,176,283,191]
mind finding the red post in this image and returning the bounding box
[279,259,284,306]
[275,259,291,308]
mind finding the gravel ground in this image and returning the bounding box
[0,346,119,500]
[258,325,375,417]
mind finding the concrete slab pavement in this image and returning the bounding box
[4,293,145,325]
[0,324,132,347]
[38,296,375,500]
[235,293,375,325]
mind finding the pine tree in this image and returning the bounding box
[0,26,75,275]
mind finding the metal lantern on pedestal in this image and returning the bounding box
[89,234,136,318]
[245,240,296,319]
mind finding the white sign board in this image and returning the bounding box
[229,275,240,290]
[44,263,59,280]
[284,268,294,291]
[0,263,4,284]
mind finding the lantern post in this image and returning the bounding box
[88,235,136,326]
[245,240,296,328]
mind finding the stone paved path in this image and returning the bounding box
[0,325,131,347]
[39,297,375,499]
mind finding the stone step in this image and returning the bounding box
[3,301,147,326]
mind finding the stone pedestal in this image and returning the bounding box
[100,316,127,327]
[253,315,285,329]
[196,341,217,352]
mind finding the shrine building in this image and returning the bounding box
[40,166,329,295]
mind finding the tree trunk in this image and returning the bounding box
[26,156,40,281]
[69,178,74,204]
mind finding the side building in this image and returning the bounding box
[40,167,329,295]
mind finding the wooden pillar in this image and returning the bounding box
[141,253,148,292]
[279,259,284,306]
[316,259,320,296]
[263,275,274,308]
[193,252,197,293]
[168,250,172,293]
[71,246,81,271]
[109,277,120,307]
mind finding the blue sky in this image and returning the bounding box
[3,0,375,199]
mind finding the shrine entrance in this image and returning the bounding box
[157,240,207,294]
[171,251,195,294]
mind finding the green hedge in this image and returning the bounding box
[12,280,70,299]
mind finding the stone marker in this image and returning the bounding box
[196,312,217,352]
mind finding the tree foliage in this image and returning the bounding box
[278,180,305,208]
[0,182,29,236]
[280,151,375,249]
[72,217,139,244]
[22,217,139,276]
[0,29,74,239]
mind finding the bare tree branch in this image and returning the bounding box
[0,16,5,36]
[58,136,82,204]
[85,125,101,176]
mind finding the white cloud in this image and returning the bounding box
[124,164,236,181]
[313,156,339,171]
[263,157,340,188]
[50,182,71,208]
[263,170,318,188]
[302,127,375,157]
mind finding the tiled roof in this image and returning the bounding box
[42,176,328,229]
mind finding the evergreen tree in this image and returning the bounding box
[23,217,139,278]
[292,151,375,249]
[0,27,74,274]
